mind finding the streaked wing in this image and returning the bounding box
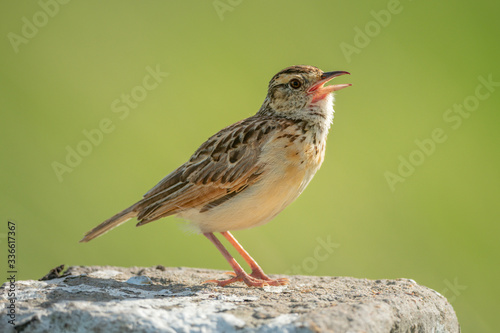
[135,116,287,225]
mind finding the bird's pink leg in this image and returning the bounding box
[203,232,286,287]
[221,231,289,285]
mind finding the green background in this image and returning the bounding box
[1,0,499,331]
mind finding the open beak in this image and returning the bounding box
[308,71,351,103]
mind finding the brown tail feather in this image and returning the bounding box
[80,206,137,242]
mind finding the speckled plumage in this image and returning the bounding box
[80,65,351,287]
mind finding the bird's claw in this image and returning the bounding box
[204,271,289,287]
[249,269,289,285]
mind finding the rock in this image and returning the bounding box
[0,266,460,332]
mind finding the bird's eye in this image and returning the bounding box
[289,79,302,89]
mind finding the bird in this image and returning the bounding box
[80,65,351,287]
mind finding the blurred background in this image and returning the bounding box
[1,0,499,331]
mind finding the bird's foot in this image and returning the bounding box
[248,268,287,283]
[204,270,289,287]
[249,269,289,285]
[224,269,289,284]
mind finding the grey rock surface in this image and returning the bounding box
[0,266,460,333]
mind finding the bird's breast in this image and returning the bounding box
[179,123,327,233]
[265,126,326,195]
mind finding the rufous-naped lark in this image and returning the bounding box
[80,65,351,287]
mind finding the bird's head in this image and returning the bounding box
[259,65,351,120]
